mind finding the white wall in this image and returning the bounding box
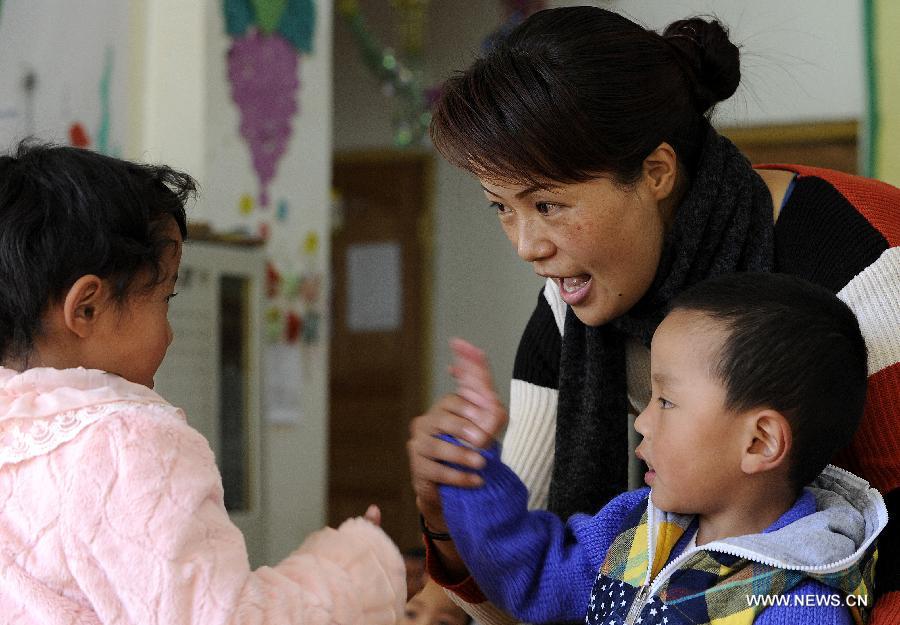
[0,0,133,153]
[598,0,864,125]
[333,0,866,406]
[139,1,334,563]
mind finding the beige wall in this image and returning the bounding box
[873,0,900,185]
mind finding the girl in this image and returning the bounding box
[0,142,405,624]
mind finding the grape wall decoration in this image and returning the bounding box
[223,0,316,207]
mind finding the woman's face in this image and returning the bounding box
[480,172,671,326]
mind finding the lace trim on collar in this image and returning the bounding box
[0,401,145,469]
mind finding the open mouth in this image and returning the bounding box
[557,274,592,305]
[644,460,656,486]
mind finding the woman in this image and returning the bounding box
[406,6,900,625]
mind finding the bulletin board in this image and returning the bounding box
[0,0,132,154]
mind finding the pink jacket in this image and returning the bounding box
[0,367,405,625]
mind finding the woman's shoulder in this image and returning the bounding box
[759,164,900,246]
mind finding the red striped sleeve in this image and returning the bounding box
[833,362,900,493]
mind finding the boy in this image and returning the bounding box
[431,273,887,625]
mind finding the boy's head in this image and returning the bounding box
[635,272,867,514]
[402,579,471,625]
[403,546,427,600]
[0,141,195,386]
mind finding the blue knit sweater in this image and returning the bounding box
[439,438,879,625]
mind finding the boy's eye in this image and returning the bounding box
[165,292,179,303]
[535,202,559,215]
[489,201,508,214]
[658,397,674,409]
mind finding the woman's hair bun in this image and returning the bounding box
[662,17,740,112]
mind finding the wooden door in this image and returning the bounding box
[329,152,432,550]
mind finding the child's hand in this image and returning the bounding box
[406,339,508,532]
[449,338,508,437]
[363,504,382,526]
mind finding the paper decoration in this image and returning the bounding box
[239,193,255,214]
[285,310,302,342]
[225,0,315,52]
[302,311,320,343]
[227,33,298,207]
[265,306,283,342]
[276,198,289,221]
[337,0,432,146]
[266,261,282,298]
[303,230,319,254]
[69,122,90,148]
[263,343,303,424]
[96,47,113,155]
[223,0,316,206]
[299,273,321,305]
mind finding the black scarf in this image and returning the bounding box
[547,127,776,521]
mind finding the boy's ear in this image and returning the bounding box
[62,275,108,338]
[740,409,792,476]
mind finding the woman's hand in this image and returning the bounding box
[407,338,508,527]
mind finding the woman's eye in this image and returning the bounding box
[166,292,179,303]
[658,397,674,409]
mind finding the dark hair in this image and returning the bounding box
[670,273,868,489]
[430,6,740,186]
[0,140,196,362]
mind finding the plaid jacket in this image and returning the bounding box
[589,467,882,625]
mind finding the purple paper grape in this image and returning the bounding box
[227,31,299,206]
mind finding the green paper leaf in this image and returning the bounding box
[223,0,254,36]
[251,0,288,33]
[277,0,316,54]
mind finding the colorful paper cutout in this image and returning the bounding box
[285,310,302,343]
[303,231,319,254]
[69,122,90,148]
[227,32,298,206]
[251,0,288,33]
[265,306,283,342]
[277,198,289,221]
[223,0,316,206]
[266,261,282,298]
[97,47,113,155]
[301,311,320,344]
[299,273,321,305]
[240,193,254,214]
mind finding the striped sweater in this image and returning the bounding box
[433,166,900,625]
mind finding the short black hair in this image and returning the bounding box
[0,140,196,362]
[670,272,868,489]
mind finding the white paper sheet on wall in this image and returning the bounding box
[264,343,303,424]
[346,241,402,332]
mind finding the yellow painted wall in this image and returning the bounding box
[874,0,900,185]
